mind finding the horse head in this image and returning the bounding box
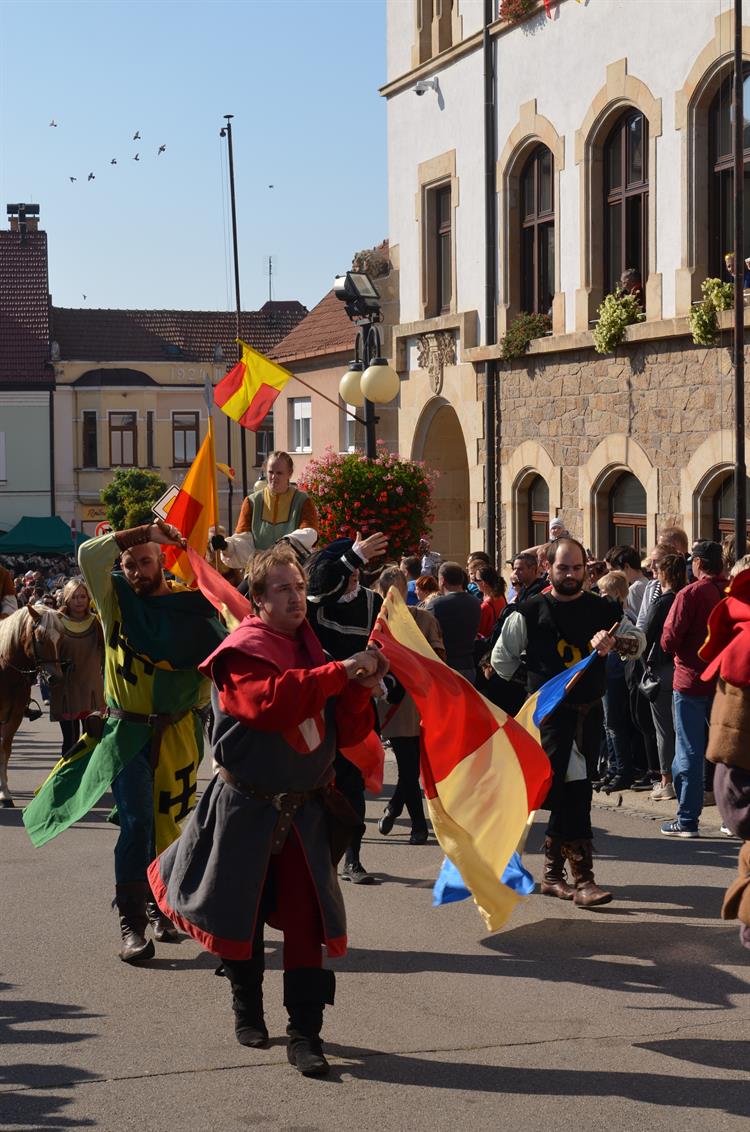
[26,605,64,686]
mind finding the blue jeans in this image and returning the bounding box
[603,670,632,780]
[672,691,711,830]
[111,743,155,883]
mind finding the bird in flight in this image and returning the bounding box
[158,144,166,155]
[133,131,141,140]
[49,119,58,127]
[69,176,77,182]
[87,172,95,181]
[268,184,274,189]
[110,158,117,165]
[82,294,87,300]
[133,153,140,161]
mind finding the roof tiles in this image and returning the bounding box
[269,290,356,364]
[0,231,52,386]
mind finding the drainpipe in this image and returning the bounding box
[48,388,56,516]
[483,0,498,562]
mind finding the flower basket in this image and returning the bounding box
[299,445,435,560]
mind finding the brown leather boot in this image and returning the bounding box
[540,836,575,900]
[562,840,613,907]
[115,882,155,963]
[146,899,180,943]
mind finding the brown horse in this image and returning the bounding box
[0,606,63,807]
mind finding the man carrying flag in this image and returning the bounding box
[23,519,225,964]
[492,537,644,907]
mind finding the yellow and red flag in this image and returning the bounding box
[214,340,292,431]
[370,588,551,931]
[162,422,219,587]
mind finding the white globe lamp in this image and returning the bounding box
[339,362,365,407]
[361,356,400,404]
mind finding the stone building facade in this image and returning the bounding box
[383,0,750,563]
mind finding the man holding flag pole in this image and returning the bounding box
[492,537,645,908]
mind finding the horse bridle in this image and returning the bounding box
[5,622,64,679]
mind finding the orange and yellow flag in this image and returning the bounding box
[162,421,219,587]
[214,340,292,430]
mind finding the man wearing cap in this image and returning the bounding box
[660,540,727,838]
[212,450,319,569]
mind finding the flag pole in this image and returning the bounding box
[221,114,249,505]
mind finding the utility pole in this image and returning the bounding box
[221,114,249,504]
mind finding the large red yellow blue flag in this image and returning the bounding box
[370,588,552,930]
[214,340,292,431]
[162,422,219,587]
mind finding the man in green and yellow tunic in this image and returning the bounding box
[23,519,225,964]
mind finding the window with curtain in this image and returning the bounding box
[609,472,647,555]
[290,398,311,453]
[520,146,555,316]
[109,412,137,467]
[172,412,199,466]
[604,111,649,296]
[709,68,750,279]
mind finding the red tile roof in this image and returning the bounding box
[50,300,308,363]
[269,290,356,364]
[0,230,53,387]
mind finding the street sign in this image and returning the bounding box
[95,520,113,536]
[152,485,180,521]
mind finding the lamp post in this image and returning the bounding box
[334,271,400,458]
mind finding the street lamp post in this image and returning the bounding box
[335,272,400,458]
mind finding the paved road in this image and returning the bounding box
[1,712,749,1132]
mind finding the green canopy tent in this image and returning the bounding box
[0,516,89,555]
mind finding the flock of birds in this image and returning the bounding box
[48,121,167,182]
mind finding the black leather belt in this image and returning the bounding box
[217,765,332,854]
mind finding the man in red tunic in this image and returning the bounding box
[149,544,386,1077]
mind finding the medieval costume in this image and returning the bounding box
[219,484,318,570]
[148,612,375,1075]
[492,591,644,906]
[48,609,105,754]
[23,529,225,962]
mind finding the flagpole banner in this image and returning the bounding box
[162,425,219,587]
[214,339,292,431]
[370,588,552,931]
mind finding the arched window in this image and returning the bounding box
[713,473,750,541]
[528,475,549,546]
[609,472,647,555]
[709,69,750,278]
[520,146,555,316]
[604,112,649,296]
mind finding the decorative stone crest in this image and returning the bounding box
[417,330,456,395]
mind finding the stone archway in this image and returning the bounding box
[415,400,470,563]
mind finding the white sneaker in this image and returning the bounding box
[649,782,676,801]
[720,824,736,837]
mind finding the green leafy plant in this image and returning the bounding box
[500,311,552,361]
[592,288,645,354]
[500,0,536,21]
[298,444,435,560]
[688,277,734,346]
[101,468,168,531]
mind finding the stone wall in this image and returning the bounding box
[498,332,746,557]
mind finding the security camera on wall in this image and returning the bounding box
[413,77,439,96]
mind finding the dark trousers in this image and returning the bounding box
[334,750,365,865]
[388,736,427,833]
[626,659,660,774]
[541,702,601,843]
[111,743,154,884]
[547,780,594,841]
[59,718,81,755]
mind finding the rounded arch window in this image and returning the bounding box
[604,111,648,297]
[520,145,555,316]
[528,474,549,546]
[709,68,750,278]
[609,471,647,555]
[713,472,750,541]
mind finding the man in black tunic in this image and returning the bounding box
[491,537,644,907]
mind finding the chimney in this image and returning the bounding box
[7,202,40,237]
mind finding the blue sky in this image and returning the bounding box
[0,0,387,313]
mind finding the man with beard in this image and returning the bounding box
[491,538,644,907]
[72,520,225,962]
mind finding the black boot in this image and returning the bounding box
[284,968,335,1077]
[115,882,155,964]
[146,899,180,943]
[223,953,268,1048]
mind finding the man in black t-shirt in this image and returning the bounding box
[492,538,644,908]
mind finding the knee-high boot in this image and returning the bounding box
[283,967,335,1077]
[223,952,269,1048]
[114,881,155,964]
[562,839,613,907]
[540,836,575,900]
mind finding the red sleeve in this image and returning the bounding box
[661,591,683,656]
[477,602,493,638]
[335,681,376,747]
[215,651,347,731]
